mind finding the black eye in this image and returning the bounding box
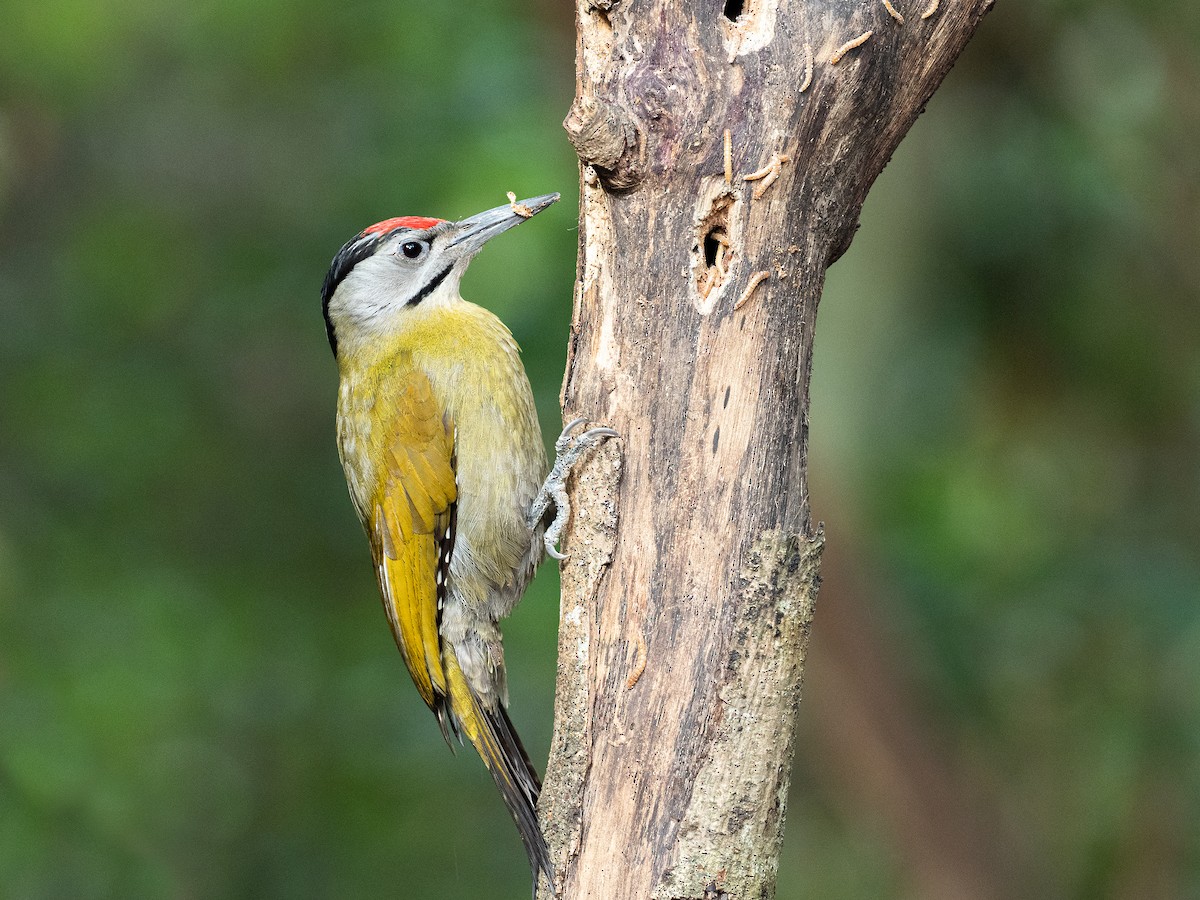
[400,241,424,259]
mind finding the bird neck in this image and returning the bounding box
[336,294,519,382]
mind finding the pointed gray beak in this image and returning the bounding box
[446,193,560,253]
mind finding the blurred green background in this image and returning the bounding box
[1,1,1196,898]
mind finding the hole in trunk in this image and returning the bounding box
[704,231,724,269]
[694,193,736,306]
[723,0,745,20]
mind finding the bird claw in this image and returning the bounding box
[529,417,619,560]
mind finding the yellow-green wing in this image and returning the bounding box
[368,371,456,710]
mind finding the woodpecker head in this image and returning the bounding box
[321,192,559,356]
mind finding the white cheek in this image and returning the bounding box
[330,255,415,331]
[341,261,406,322]
[328,253,465,344]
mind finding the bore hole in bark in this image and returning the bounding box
[694,194,735,304]
[704,232,724,269]
[723,0,745,19]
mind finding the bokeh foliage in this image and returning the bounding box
[0,1,1196,898]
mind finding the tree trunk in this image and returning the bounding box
[540,1,993,897]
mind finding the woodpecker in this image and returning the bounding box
[321,192,612,894]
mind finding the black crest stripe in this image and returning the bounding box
[321,231,388,356]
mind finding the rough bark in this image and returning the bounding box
[540,2,993,897]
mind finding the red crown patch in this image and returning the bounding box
[362,216,445,236]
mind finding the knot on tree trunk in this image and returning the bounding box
[564,95,642,191]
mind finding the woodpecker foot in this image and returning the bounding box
[528,417,618,560]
